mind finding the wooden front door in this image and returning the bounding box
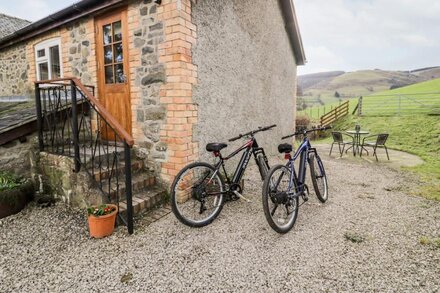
[95,9,131,140]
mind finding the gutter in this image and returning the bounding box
[279,0,306,66]
[0,0,126,50]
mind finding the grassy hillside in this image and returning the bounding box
[298,67,440,109]
[371,77,440,95]
[301,78,440,120]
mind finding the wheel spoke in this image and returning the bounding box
[171,163,224,227]
[262,164,298,233]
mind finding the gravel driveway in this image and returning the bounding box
[1,150,439,292]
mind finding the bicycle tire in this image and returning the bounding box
[262,164,299,234]
[170,162,225,227]
[309,153,328,203]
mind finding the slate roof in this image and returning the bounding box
[0,13,31,40]
[0,101,36,145]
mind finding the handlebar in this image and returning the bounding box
[281,125,332,140]
[228,124,277,142]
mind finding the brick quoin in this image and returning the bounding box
[157,0,198,183]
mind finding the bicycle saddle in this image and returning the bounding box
[278,143,292,153]
[206,143,228,152]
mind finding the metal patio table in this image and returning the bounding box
[345,130,369,156]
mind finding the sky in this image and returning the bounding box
[1,0,439,75]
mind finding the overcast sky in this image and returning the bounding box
[1,0,439,75]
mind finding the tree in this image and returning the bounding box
[334,91,340,98]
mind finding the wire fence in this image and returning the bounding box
[357,93,440,116]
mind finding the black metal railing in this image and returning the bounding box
[35,78,134,234]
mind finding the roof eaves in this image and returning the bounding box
[279,0,306,66]
[0,0,126,50]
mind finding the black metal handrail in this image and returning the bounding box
[34,78,134,234]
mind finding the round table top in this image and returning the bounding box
[346,130,369,135]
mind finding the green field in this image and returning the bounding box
[300,78,440,120]
[309,79,440,200]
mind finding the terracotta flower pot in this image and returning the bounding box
[87,204,118,238]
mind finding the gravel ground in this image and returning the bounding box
[1,150,439,292]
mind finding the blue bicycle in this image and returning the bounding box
[262,126,331,233]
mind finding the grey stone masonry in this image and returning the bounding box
[0,43,30,98]
[132,1,167,173]
[66,19,92,85]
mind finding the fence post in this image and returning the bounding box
[357,96,363,116]
[34,83,44,151]
[70,80,81,172]
[125,142,134,235]
[398,95,401,116]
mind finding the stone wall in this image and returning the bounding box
[63,18,94,86]
[0,135,35,176]
[128,0,168,177]
[37,152,100,207]
[192,0,297,165]
[0,43,30,97]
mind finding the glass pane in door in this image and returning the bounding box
[104,45,113,64]
[113,21,122,42]
[114,43,123,63]
[103,24,112,45]
[105,65,114,84]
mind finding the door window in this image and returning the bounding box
[102,21,125,84]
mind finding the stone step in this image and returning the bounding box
[108,173,156,201]
[118,186,168,218]
[81,146,125,168]
[91,160,144,181]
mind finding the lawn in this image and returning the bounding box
[327,114,440,200]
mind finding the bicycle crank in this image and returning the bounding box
[233,190,252,202]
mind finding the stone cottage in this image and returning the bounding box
[0,0,305,225]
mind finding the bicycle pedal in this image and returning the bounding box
[233,190,252,203]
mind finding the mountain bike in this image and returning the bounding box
[170,125,277,227]
[262,126,331,233]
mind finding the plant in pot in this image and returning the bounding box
[0,172,34,219]
[87,204,118,238]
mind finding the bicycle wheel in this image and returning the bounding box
[262,164,299,234]
[309,153,328,203]
[171,162,225,227]
[256,154,269,181]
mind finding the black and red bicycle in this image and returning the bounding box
[170,125,276,227]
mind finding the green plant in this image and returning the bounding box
[0,172,24,191]
[87,204,117,217]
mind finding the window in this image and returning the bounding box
[101,21,125,84]
[35,38,62,80]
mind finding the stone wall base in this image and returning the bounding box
[35,152,103,208]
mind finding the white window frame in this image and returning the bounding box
[35,38,63,81]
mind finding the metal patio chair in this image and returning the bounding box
[329,131,354,157]
[360,133,390,161]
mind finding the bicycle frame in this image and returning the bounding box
[212,136,269,192]
[286,136,320,197]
